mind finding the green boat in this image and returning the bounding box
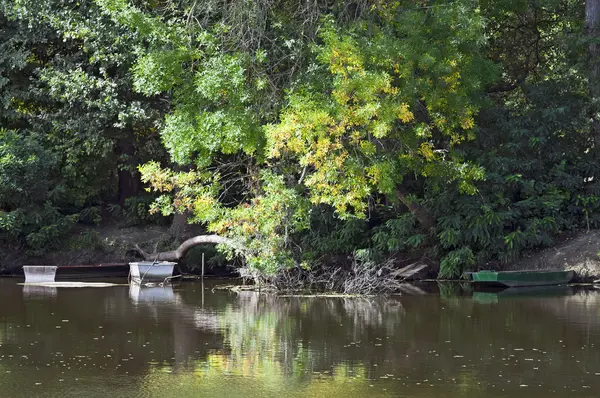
[470,269,575,287]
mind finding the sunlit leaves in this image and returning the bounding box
[140,162,310,272]
[266,6,491,221]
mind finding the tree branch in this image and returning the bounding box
[134,234,237,261]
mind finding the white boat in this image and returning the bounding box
[129,261,176,284]
[23,266,57,283]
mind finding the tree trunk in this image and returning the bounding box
[169,210,191,238]
[118,168,140,205]
[135,234,236,261]
[587,0,600,142]
[116,131,140,205]
[396,185,435,231]
[168,165,192,238]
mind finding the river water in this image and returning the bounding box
[0,279,599,397]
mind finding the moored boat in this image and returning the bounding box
[22,263,129,282]
[471,269,575,287]
[129,261,176,284]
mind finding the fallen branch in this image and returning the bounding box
[267,256,430,294]
[134,234,237,261]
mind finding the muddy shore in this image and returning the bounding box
[3,226,600,282]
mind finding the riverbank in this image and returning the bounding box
[3,226,600,283]
[494,230,600,283]
[0,224,232,276]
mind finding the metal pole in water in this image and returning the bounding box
[201,252,205,279]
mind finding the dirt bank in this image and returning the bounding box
[1,225,171,273]
[4,225,600,282]
[509,230,600,282]
[1,223,237,276]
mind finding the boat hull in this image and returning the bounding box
[22,264,129,282]
[472,270,575,287]
[23,266,57,283]
[56,264,129,279]
[129,262,176,284]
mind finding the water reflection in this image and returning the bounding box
[129,284,176,305]
[0,279,599,397]
[22,284,57,299]
[472,285,574,304]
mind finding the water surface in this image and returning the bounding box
[0,279,599,397]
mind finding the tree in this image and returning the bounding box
[587,0,600,142]
[90,0,495,273]
[3,0,597,285]
[0,0,169,251]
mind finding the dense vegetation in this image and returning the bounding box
[1,0,600,280]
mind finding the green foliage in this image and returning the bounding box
[2,0,600,283]
[267,8,494,218]
[0,0,170,253]
[79,207,102,225]
[439,247,475,279]
[372,214,417,251]
[66,231,103,251]
[123,196,167,226]
[0,129,78,253]
[184,245,228,271]
[0,130,56,209]
[300,206,370,262]
[118,0,499,274]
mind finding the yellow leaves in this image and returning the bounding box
[332,88,350,105]
[397,103,414,123]
[320,27,365,78]
[371,121,390,138]
[329,121,347,137]
[460,116,475,130]
[350,130,362,143]
[360,141,376,156]
[315,136,332,159]
[192,195,218,217]
[443,70,461,91]
[242,222,256,235]
[328,44,364,77]
[460,106,476,131]
[139,161,176,192]
[286,135,305,154]
[266,120,303,158]
[418,142,435,160]
[265,123,289,158]
[434,115,448,130]
[366,164,383,183]
[10,98,36,116]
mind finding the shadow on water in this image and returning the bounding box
[0,279,599,397]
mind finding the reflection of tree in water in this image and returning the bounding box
[209,287,600,396]
[2,280,600,397]
[218,291,406,379]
